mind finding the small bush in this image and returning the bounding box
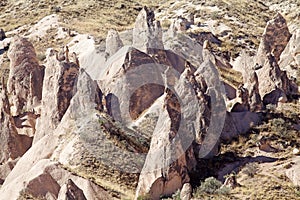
[242,163,258,177]
[172,189,181,200]
[193,177,230,197]
[270,118,288,137]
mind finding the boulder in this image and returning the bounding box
[256,53,291,104]
[221,111,261,141]
[180,183,192,200]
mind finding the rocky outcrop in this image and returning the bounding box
[256,13,291,66]
[256,53,289,104]
[253,13,297,104]
[0,79,32,180]
[244,70,262,112]
[286,157,300,187]
[279,29,300,79]
[133,6,164,53]
[228,85,250,112]
[7,36,45,116]
[221,112,261,141]
[0,160,112,200]
[180,183,192,200]
[105,29,123,58]
[34,48,79,143]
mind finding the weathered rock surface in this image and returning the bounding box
[256,53,289,104]
[286,157,300,187]
[252,14,299,104]
[221,112,261,141]
[279,29,300,79]
[34,48,79,143]
[180,183,192,200]
[228,85,250,112]
[256,13,291,66]
[133,6,164,53]
[7,36,45,116]
[105,29,123,58]
[0,160,111,200]
[244,70,262,112]
[0,79,32,180]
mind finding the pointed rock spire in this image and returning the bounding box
[256,13,291,65]
[132,6,164,53]
[105,29,123,58]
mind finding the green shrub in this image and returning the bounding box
[193,177,230,197]
[242,163,258,177]
[172,189,181,200]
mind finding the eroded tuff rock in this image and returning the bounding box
[253,13,299,104]
[34,48,79,143]
[244,70,262,112]
[0,79,32,181]
[256,13,291,66]
[279,29,300,79]
[286,157,300,187]
[0,160,112,200]
[256,53,290,104]
[65,179,87,200]
[133,6,164,53]
[227,85,250,112]
[7,36,45,116]
[105,29,123,58]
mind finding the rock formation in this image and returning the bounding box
[133,6,164,53]
[256,13,291,66]
[7,36,45,116]
[105,29,123,58]
[34,48,79,143]
[279,29,300,79]
[286,157,300,187]
[0,78,32,181]
[254,13,297,104]
[1,3,299,200]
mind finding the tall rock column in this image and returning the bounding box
[7,36,45,116]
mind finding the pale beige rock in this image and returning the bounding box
[105,29,123,58]
[286,157,300,186]
[0,160,111,200]
[180,183,192,200]
[33,48,79,143]
[293,148,300,155]
[279,29,300,79]
[133,6,164,53]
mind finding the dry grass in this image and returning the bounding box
[218,66,243,88]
